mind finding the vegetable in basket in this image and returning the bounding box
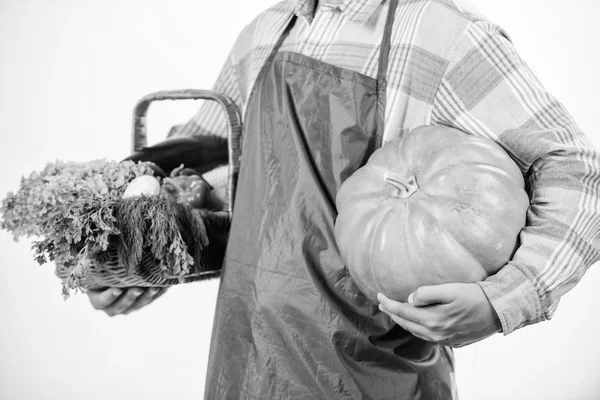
[122,175,161,198]
[161,164,215,209]
[0,159,217,297]
[123,135,229,175]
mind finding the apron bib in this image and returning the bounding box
[205,1,456,398]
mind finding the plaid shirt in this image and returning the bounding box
[172,0,600,335]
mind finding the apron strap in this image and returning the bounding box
[263,14,298,76]
[374,0,400,147]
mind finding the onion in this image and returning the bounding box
[122,175,160,198]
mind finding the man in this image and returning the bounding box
[88,0,600,398]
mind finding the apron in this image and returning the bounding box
[205,1,456,398]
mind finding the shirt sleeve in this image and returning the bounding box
[168,52,243,139]
[431,20,600,335]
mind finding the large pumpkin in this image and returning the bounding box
[334,125,529,303]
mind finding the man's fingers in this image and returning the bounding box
[377,293,436,325]
[122,287,168,315]
[88,286,168,317]
[378,305,432,342]
[103,288,145,317]
[88,287,124,310]
[409,284,459,306]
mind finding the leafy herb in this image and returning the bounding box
[0,159,207,297]
[113,196,208,277]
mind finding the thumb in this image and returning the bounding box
[409,284,457,306]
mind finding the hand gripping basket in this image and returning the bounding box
[55,90,242,289]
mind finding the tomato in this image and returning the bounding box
[160,165,214,209]
[178,178,212,209]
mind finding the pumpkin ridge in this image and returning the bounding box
[336,168,382,210]
[420,139,523,179]
[339,191,389,209]
[421,162,523,195]
[368,205,398,300]
[416,194,517,276]
[400,129,459,166]
[408,201,488,282]
[339,195,392,267]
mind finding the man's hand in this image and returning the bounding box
[377,283,502,347]
[87,287,168,317]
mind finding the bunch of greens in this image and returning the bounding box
[0,159,207,297]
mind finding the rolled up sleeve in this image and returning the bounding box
[431,20,600,334]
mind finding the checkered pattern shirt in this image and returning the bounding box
[171,0,600,335]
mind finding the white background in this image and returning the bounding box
[1,1,599,399]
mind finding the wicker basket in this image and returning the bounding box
[56,90,242,289]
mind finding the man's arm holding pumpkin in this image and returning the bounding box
[378,20,600,344]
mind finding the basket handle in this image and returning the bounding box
[132,89,243,214]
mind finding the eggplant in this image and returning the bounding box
[123,135,228,175]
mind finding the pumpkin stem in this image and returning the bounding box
[384,173,419,199]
